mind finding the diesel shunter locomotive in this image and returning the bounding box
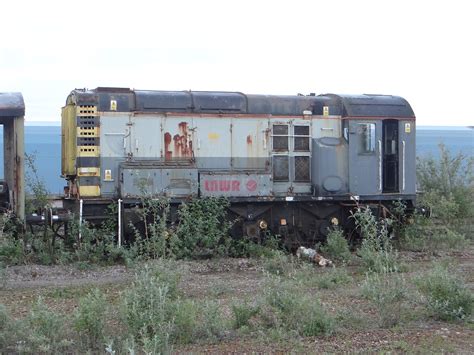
[61,88,416,245]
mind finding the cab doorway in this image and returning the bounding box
[382,120,399,193]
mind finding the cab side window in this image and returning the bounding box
[358,123,375,154]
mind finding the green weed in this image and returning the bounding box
[320,227,352,263]
[415,264,473,321]
[361,271,410,327]
[74,288,108,349]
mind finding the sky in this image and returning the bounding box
[1,0,473,126]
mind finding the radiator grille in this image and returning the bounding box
[294,156,310,182]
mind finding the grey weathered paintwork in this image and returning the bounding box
[311,137,349,196]
[120,164,198,198]
[348,120,383,196]
[67,88,414,118]
[64,88,416,205]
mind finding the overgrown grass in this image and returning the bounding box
[73,288,108,349]
[361,271,410,327]
[120,261,224,352]
[262,250,296,276]
[232,300,260,329]
[21,297,72,353]
[415,264,473,321]
[263,277,335,336]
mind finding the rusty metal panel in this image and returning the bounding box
[162,117,194,161]
[200,172,272,197]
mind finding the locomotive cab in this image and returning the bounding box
[335,94,416,199]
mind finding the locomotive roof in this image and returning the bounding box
[67,88,415,118]
[323,94,415,118]
[0,92,25,117]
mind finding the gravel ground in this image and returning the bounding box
[1,249,473,353]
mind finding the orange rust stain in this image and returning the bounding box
[171,122,194,159]
[164,132,172,160]
[246,135,252,144]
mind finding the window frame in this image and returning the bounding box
[293,125,310,152]
[357,122,376,155]
[272,124,289,151]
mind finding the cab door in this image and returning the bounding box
[348,120,383,196]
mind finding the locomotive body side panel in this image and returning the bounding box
[99,112,129,197]
[231,117,270,171]
[311,137,349,196]
[193,117,232,170]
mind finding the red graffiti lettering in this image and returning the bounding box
[231,181,240,191]
[219,180,231,191]
[204,179,241,192]
[204,180,219,191]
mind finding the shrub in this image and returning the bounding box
[417,143,474,221]
[353,207,400,273]
[25,152,50,214]
[122,272,173,351]
[231,300,260,329]
[415,265,473,321]
[263,277,334,336]
[0,304,21,351]
[172,197,232,259]
[314,268,352,290]
[0,263,5,289]
[130,197,170,260]
[320,227,352,263]
[361,272,409,327]
[262,250,295,276]
[121,262,181,338]
[195,301,225,340]
[74,288,108,349]
[22,297,71,353]
[169,299,199,344]
[399,212,468,252]
[0,235,25,265]
[121,262,224,350]
[228,234,280,259]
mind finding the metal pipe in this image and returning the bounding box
[79,199,83,241]
[118,199,122,247]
